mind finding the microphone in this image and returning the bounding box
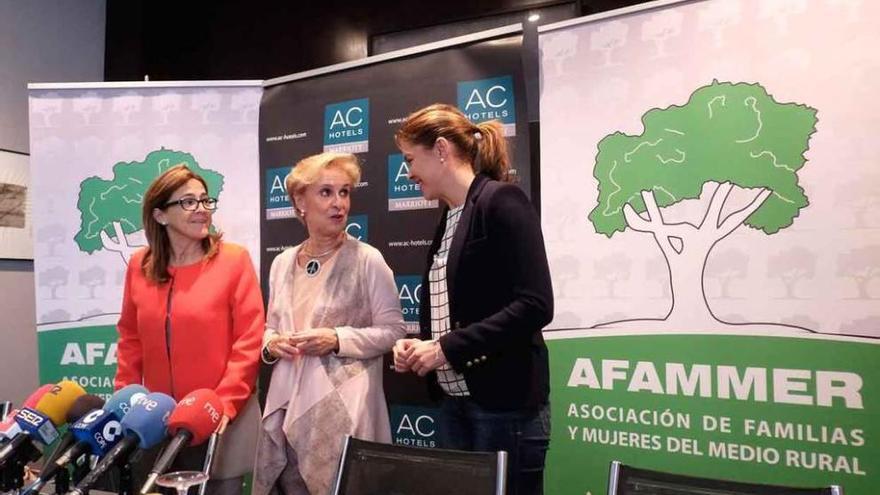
[140,389,223,494]
[0,381,86,466]
[22,384,151,494]
[23,385,56,410]
[24,384,150,494]
[0,410,23,445]
[0,384,59,492]
[68,392,176,495]
[105,384,150,420]
[0,408,58,468]
[0,384,55,445]
[40,395,104,465]
[34,381,87,427]
[21,395,105,495]
[22,407,122,495]
[51,384,147,469]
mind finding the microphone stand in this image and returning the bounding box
[0,459,13,493]
[118,459,134,495]
[196,432,221,495]
[2,440,41,493]
[71,454,91,486]
[54,468,71,494]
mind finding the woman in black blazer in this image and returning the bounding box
[393,103,554,495]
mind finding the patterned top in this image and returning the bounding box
[430,205,469,396]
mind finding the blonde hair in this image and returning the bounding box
[285,152,361,222]
[142,165,221,283]
[395,103,511,181]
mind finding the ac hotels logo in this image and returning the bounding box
[457,76,516,136]
[387,153,438,211]
[265,166,295,220]
[324,98,370,153]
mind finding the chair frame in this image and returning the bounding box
[608,460,844,495]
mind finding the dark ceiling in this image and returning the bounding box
[104,0,650,81]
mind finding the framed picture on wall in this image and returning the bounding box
[0,149,32,259]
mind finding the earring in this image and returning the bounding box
[440,158,445,164]
[159,221,167,226]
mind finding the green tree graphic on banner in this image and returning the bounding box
[588,81,817,329]
[74,148,224,263]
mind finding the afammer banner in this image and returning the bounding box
[539,0,880,493]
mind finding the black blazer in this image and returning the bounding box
[419,173,554,411]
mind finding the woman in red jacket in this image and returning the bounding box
[115,164,264,494]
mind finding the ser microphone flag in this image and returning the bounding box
[0,408,59,466]
[0,384,54,446]
[0,381,86,466]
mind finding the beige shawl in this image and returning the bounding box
[252,238,406,495]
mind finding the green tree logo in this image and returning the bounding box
[74,148,224,264]
[588,81,817,330]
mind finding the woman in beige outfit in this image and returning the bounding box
[253,152,406,495]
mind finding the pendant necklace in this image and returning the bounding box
[303,240,341,278]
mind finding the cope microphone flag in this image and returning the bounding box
[39,394,105,467]
[68,392,176,495]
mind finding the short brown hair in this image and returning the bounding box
[141,165,221,283]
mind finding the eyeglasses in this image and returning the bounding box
[163,197,219,211]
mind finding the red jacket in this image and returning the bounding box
[115,242,264,419]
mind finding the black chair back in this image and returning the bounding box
[331,435,507,495]
[608,461,843,495]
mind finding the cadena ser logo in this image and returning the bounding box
[457,75,516,136]
[395,275,422,334]
[324,98,370,153]
[387,153,438,211]
[265,166,294,220]
[346,214,368,242]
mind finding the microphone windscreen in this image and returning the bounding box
[22,384,54,409]
[70,408,125,457]
[34,380,87,425]
[105,384,149,420]
[167,389,223,446]
[66,394,105,424]
[0,409,21,440]
[121,392,175,449]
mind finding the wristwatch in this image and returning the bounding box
[261,341,279,364]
